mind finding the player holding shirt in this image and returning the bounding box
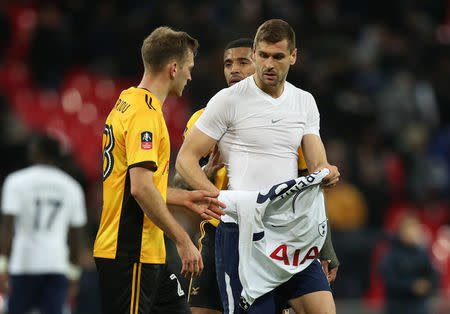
[177,19,339,313]
[181,38,311,314]
[181,36,338,313]
[93,27,225,314]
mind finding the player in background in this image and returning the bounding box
[176,19,339,313]
[178,38,339,314]
[93,27,225,314]
[0,134,87,314]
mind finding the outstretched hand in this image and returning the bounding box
[183,190,226,220]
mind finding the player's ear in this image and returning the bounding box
[290,48,297,65]
[169,62,177,79]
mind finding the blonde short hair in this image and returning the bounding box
[141,26,199,72]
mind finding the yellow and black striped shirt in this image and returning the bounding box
[94,87,170,263]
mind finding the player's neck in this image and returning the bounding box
[138,73,169,104]
[252,74,285,99]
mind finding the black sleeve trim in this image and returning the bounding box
[129,161,158,172]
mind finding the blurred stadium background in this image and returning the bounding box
[0,0,449,313]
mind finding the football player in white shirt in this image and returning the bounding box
[176,19,339,314]
[0,135,87,314]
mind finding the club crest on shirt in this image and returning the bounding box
[191,287,199,295]
[141,131,153,150]
[318,220,327,237]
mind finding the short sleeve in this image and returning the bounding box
[195,89,233,140]
[69,182,87,227]
[304,93,320,136]
[125,109,161,170]
[1,174,21,215]
[183,109,205,139]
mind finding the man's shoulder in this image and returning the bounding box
[214,77,252,99]
[183,108,205,138]
[4,165,72,187]
[229,76,253,94]
[285,81,314,100]
[188,108,206,121]
[3,167,32,185]
[34,165,81,186]
[51,168,82,190]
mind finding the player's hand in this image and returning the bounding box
[328,266,338,283]
[0,272,10,294]
[68,279,79,303]
[204,145,224,180]
[320,165,340,188]
[183,190,226,220]
[320,260,338,284]
[412,278,431,296]
[320,260,329,281]
[176,239,203,278]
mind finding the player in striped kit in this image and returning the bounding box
[93,27,225,314]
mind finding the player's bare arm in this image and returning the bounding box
[302,134,340,283]
[301,134,340,188]
[176,125,219,193]
[67,227,83,267]
[167,188,225,220]
[129,166,203,277]
[0,214,13,294]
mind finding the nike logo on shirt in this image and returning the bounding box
[271,119,282,123]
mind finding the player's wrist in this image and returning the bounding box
[0,255,9,274]
[67,263,82,281]
[174,231,192,248]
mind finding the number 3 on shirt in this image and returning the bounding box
[103,124,115,181]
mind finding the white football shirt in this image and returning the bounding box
[196,76,320,221]
[219,169,329,305]
[1,165,87,274]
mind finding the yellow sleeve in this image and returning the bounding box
[125,108,162,170]
[214,167,229,190]
[298,147,307,171]
[183,108,205,139]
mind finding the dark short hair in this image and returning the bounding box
[254,19,296,52]
[224,38,254,51]
[28,134,61,164]
[141,26,199,73]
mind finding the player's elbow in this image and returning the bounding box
[130,183,142,200]
[130,179,149,201]
[129,166,155,200]
[175,151,187,175]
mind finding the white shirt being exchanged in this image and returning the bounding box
[219,169,329,306]
[1,165,87,275]
[195,76,320,221]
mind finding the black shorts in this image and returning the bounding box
[95,258,189,314]
[8,274,68,314]
[188,221,223,311]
